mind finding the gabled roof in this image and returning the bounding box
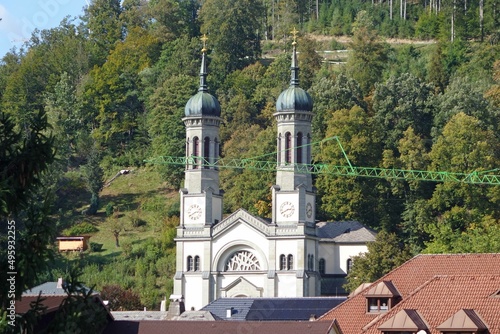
[365,281,401,298]
[436,309,488,332]
[363,276,500,334]
[103,320,335,334]
[377,309,428,332]
[319,253,500,334]
[201,297,346,321]
[213,208,272,237]
[316,221,376,243]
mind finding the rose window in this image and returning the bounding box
[224,251,261,271]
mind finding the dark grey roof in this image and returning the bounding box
[201,297,345,321]
[23,281,94,296]
[316,221,376,243]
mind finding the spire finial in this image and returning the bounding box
[291,27,299,46]
[290,27,299,86]
[201,34,208,53]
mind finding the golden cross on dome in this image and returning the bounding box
[291,27,299,45]
[201,34,208,53]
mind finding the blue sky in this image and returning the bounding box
[0,0,89,57]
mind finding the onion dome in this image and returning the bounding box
[276,34,313,112]
[185,39,221,117]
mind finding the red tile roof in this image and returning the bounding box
[319,253,500,334]
[364,276,500,334]
[103,320,336,334]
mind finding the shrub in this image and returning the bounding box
[64,222,98,236]
[101,285,142,311]
[90,242,103,252]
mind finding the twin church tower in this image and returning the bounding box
[173,32,365,310]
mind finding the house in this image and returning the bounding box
[174,33,375,310]
[56,235,90,251]
[17,279,112,332]
[319,253,500,334]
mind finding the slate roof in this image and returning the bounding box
[316,221,377,243]
[103,320,335,334]
[319,253,500,334]
[201,297,345,321]
[23,281,94,296]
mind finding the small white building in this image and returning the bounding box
[173,39,376,311]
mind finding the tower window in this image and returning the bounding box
[285,132,292,164]
[187,256,193,271]
[204,137,210,169]
[280,254,286,270]
[297,132,303,164]
[347,258,353,273]
[193,137,200,169]
[287,254,294,270]
[194,256,200,271]
[319,258,325,274]
[307,254,314,271]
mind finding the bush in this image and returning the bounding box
[101,285,142,311]
[90,242,103,252]
[105,202,115,217]
[64,222,99,236]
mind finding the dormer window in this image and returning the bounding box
[436,309,488,334]
[365,281,401,313]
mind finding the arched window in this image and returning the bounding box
[187,256,193,271]
[285,132,292,163]
[214,138,220,170]
[296,132,303,164]
[193,137,199,169]
[280,254,286,270]
[194,256,200,271]
[347,258,353,273]
[224,251,261,271]
[287,254,294,270]
[307,254,314,271]
[203,137,210,169]
[278,133,282,164]
[319,258,326,274]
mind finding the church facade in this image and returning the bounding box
[173,36,376,311]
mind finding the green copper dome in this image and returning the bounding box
[184,51,221,117]
[276,42,313,112]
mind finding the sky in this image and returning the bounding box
[0,0,89,57]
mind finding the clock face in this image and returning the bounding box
[187,204,202,220]
[306,202,313,218]
[280,201,295,218]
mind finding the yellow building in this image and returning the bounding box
[57,236,90,251]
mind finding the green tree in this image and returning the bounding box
[84,0,123,64]
[297,36,323,90]
[81,145,104,215]
[373,73,435,152]
[344,230,412,292]
[147,74,197,187]
[309,73,366,143]
[315,106,384,226]
[346,11,389,95]
[199,0,264,82]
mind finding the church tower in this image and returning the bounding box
[272,29,315,230]
[174,36,223,308]
[272,29,319,297]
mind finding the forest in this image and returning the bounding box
[1,0,500,329]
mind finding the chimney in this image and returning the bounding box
[226,307,233,318]
[56,278,63,289]
[166,294,185,320]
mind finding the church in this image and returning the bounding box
[173,35,376,311]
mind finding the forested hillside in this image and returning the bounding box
[1,0,500,324]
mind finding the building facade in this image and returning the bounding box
[173,36,375,310]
